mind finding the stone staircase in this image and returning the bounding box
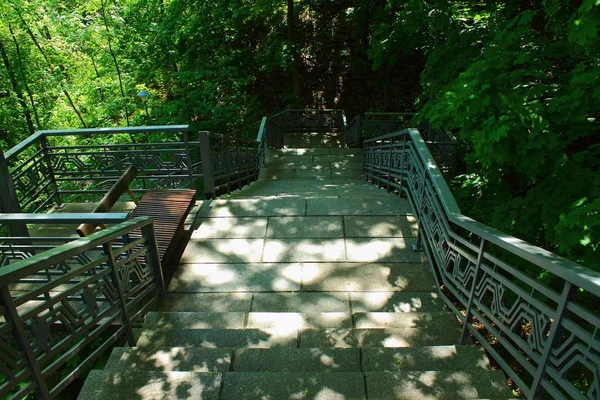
[79,132,513,399]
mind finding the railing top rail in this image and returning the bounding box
[0,216,152,282]
[364,112,415,117]
[208,131,260,145]
[0,213,128,224]
[4,125,190,160]
[364,128,600,295]
[256,117,268,143]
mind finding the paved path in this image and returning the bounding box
[80,132,512,399]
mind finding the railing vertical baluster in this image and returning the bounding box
[460,238,488,344]
[398,135,406,198]
[183,129,195,189]
[140,223,166,297]
[0,286,51,398]
[40,135,62,206]
[103,242,137,346]
[198,131,216,199]
[530,282,576,399]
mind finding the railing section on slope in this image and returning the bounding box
[254,109,346,166]
[362,112,457,176]
[363,129,600,400]
[0,216,165,399]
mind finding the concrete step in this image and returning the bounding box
[362,345,491,371]
[142,311,458,332]
[220,372,365,399]
[168,262,436,293]
[78,370,222,399]
[104,347,232,372]
[104,345,488,374]
[158,291,443,313]
[365,370,513,399]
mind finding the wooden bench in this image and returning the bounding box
[77,166,197,268]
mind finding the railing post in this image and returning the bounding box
[386,136,394,192]
[530,282,576,399]
[140,223,166,297]
[103,242,137,346]
[40,135,62,206]
[183,129,195,189]
[0,150,29,237]
[198,131,216,199]
[0,286,51,398]
[460,238,488,344]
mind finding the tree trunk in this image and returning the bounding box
[7,21,41,129]
[11,5,87,128]
[287,0,302,107]
[0,37,35,136]
[100,0,130,127]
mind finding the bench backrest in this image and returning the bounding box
[76,165,139,237]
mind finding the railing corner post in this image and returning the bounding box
[198,131,216,199]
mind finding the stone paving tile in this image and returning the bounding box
[114,347,233,372]
[79,370,222,400]
[295,148,330,155]
[345,238,426,262]
[344,216,418,238]
[221,372,365,400]
[349,291,442,312]
[299,327,463,348]
[144,311,246,329]
[263,239,346,262]
[294,161,331,170]
[301,262,437,292]
[169,263,302,292]
[251,292,350,312]
[137,328,299,349]
[159,293,253,312]
[365,370,513,399]
[307,197,412,216]
[208,198,306,217]
[266,216,343,238]
[259,170,296,179]
[295,170,332,178]
[353,311,458,329]
[192,217,268,239]
[233,348,361,372]
[247,312,352,329]
[180,239,264,263]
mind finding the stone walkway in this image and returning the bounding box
[79,132,512,399]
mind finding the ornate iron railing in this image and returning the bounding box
[364,129,600,399]
[0,216,165,399]
[2,126,201,213]
[200,131,260,198]
[345,115,361,148]
[363,112,457,176]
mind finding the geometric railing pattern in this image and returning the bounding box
[3,126,199,212]
[364,129,600,399]
[0,217,164,399]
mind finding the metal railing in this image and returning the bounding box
[0,216,165,399]
[2,126,201,214]
[200,131,261,198]
[345,115,361,148]
[362,112,457,176]
[363,129,600,399]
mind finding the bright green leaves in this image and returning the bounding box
[569,0,600,46]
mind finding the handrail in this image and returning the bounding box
[0,216,164,398]
[364,130,600,293]
[0,213,128,224]
[363,128,600,398]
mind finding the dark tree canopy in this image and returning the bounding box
[0,0,598,269]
